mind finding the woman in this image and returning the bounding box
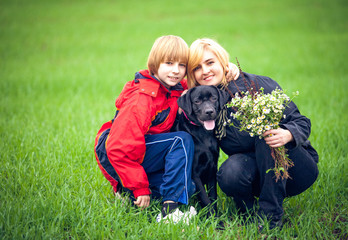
[187,38,319,230]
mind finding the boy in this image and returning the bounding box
[94,35,195,221]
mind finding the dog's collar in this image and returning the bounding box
[182,111,199,126]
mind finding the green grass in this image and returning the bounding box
[1,0,347,239]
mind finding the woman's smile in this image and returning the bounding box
[194,50,224,86]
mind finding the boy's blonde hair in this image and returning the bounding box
[187,38,230,88]
[147,35,189,76]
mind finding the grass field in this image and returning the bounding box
[1,0,347,239]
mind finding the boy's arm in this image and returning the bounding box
[106,99,153,199]
[134,195,151,208]
[226,62,240,81]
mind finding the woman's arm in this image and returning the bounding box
[279,101,311,147]
[263,128,293,148]
[264,101,311,148]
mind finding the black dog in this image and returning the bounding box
[173,85,228,215]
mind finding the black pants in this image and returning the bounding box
[217,138,319,221]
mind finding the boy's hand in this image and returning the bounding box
[263,128,293,148]
[225,62,240,82]
[134,195,150,208]
[178,90,188,114]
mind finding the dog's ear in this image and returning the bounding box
[215,87,231,110]
[177,88,195,115]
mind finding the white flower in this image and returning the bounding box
[263,108,270,114]
[225,87,298,151]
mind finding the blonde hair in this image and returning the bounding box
[147,35,189,76]
[187,38,230,88]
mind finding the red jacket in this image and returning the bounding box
[95,70,187,198]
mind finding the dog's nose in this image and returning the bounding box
[205,109,214,115]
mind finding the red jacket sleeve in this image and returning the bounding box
[180,79,188,90]
[105,92,153,199]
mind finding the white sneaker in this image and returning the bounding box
[183,206,197,224]
[156,206,197,224]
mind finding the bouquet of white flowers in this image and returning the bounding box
[226,86,299,181]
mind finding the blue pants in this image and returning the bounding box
[142,131,195,204]
[96,130,195,205]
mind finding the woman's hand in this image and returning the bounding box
[263,128,293,148]
[134,195,150,208]
[225,62,240,82]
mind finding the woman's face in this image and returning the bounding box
[193,49,224,86]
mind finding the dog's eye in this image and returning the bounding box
[194,99,202,104]
[210,96,218,102]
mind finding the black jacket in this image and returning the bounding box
[218,72,318,162]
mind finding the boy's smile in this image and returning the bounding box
[155,61,186,88]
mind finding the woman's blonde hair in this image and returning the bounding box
[147,35,189,76]
[187,38,230,88]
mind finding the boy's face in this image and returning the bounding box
[155,61,186,88]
